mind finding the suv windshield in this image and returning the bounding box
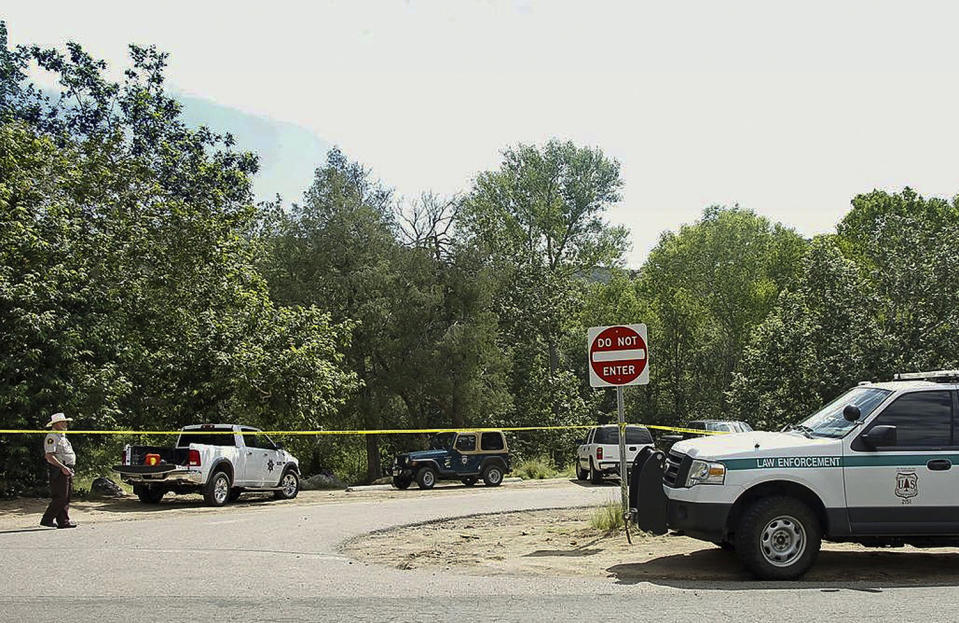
[429,432,455,450]
[797,387,892,438]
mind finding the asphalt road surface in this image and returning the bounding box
[1,481,956,622]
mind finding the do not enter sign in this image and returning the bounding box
[587,324,649,388]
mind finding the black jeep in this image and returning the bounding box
[391,430,511,489]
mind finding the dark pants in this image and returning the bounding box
[42,465,72,525]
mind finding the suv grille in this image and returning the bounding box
[663,450,691,488]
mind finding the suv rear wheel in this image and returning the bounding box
[735,495,821,580]
[482,464,504,487]
[416,466,437,489]
[576,463,589,481]
[589,459,603,484]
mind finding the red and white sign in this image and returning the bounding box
[587,324,649,388]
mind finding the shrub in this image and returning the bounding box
[589,501,625,533]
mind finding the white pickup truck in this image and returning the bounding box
[114,424,300,506]
[576,424,655,483]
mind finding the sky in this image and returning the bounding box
[5,1,959,266]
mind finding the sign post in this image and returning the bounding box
[587,324,649,529]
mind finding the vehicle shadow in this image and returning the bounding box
[567,479,621,488]
[90,492,284,513]
[523,535,607,558]
[607,547,959,589]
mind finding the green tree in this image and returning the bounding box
[637,207,808,425]
[0,25,356,492]
[460,140,627,428]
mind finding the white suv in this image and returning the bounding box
[576,424,654,483]
[631,371,959,579]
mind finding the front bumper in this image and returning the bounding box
[628,447,736,542]
[665,499,732,542]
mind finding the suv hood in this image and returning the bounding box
[672,431,842,462]
[397,449,449,462]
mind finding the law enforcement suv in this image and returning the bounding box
[391,430,511,489]
[631,371,959,580]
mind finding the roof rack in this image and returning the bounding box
[893,370,959,382]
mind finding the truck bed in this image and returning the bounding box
[125,445,190,466]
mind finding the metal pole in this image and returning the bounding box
[617,386,628,520]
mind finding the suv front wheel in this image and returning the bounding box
[416,466,437,489]
[735,495,821,580]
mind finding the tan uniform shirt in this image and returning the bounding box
[44,433,76,467]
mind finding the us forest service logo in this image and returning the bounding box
[895,471,919,503]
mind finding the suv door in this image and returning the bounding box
[451,433,482,474]
[843,390,959,534]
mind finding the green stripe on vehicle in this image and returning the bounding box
[721,454,959,470]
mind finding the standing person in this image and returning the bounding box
[40,413,78,529]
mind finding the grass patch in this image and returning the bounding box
[589,501,625,533]
[514,456,568,480]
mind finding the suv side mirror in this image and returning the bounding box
[843,404,861,422]
[861,425,897,449]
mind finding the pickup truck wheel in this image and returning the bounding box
[482,464,503,487]
[416,466,437,489]
[392,476,412,490]
[134,485,165,504]
[589,459,603,484]
[461,477,477,487]
[735,496,821,580]
[204,470,232,507]
[274,470,299,500]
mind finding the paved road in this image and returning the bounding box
[0,482,955,622]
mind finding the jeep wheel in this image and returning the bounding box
[576,463,589,481]
[204,470,232,507]
[274,470,299,500]
[589,459,603,484]
[416,466,437,489]
[393,475,412,490]
[134,485,165,504]
[482,464,504,487]
[461,477,477,487]
[735,496,821,580]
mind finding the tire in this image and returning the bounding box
[482,463,504,487]
[576,462,589,481]
[204,470,232,507]
[735,496,822,580]
[134,484,165,504]
[392,476,412,490]
[228,488,243,502]
[461,477,477,487]
[273,470,299,500]
[416,466,437,490]
[589,459,603,484]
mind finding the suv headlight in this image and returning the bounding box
[685,460,726,486]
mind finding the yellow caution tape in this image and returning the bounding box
[0,424,724,436]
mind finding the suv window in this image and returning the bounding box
[481,432,505,451]
[242,428,276,450]
[177,430,236,447]
[707,422,730,432]
[868,391,953,447]
[593,427,652,445]
[455,434,477,452]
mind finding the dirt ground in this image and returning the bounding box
[0,478,570,532]
[343,507,959,585]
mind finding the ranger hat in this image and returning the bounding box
[45,413,73,427]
